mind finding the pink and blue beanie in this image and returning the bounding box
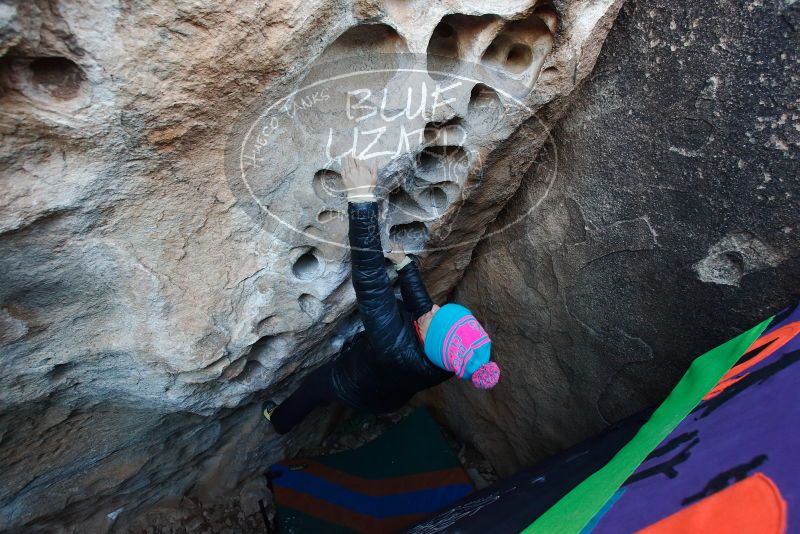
[423,303,500,389]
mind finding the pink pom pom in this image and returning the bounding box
[471,362,500,389]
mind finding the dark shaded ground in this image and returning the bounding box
[127,406,497,533]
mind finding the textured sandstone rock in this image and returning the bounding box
[421,0,800,477]
[0,0,623,530]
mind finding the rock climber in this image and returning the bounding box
[263,155,500,434]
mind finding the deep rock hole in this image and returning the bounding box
[292,250,322,280]
[312,169,346,200]
[506,43,533,73]
[1,56,87,102]
[30,58,85,99]
[421,186,448,210]
[389,221,429,252]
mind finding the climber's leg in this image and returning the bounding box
[267,361,338,434]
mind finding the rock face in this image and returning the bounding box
[422,0,800,476]
[0,0,624,531]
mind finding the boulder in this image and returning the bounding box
[423,0,800,477]
[0,0,623,530]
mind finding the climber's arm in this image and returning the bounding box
[395,259,434,320]
[348,201,406,351]
[341,155,405,352]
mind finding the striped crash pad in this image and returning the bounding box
[268,408,473,533]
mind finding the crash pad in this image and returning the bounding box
[269,408,473,533]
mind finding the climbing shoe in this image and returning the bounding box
[262,400,277,421]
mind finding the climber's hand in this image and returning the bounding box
[384,244,407,265]
[341,154,378,202]
[385,243,412,270]
[384,250,407,265]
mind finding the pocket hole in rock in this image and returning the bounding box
[482,41,503,68]
[299,293,324,318]
[320,23,409,59]
[1,56,88,102]
[317,210,345,223]
[718,250,746,280]
[506,44,533,73]
[30,58,85,100]
[232,360,267,384]
[389,187,430,219]
[47,362,73,382]
[315,24,410,87]
[416,146,469,184]
[416,151,437,174]
[312,170,346,200]
[540,66,558,78]
[468,83,502,111]
[534,5,559,33]
[467,84,504,133]
[222,357,248,380]
[292,249,323,280]
[426,14,499,79]
[250,333,296,363]
[423,117,466,146]
[480,11,555,90]
[389,222,429,252]
[420,186,449,211]
[428,22,459,59]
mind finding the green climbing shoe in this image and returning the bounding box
[262,400,277,421]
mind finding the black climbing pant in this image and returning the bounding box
[270,361,338,435]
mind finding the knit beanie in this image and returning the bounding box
[423,303,500,389]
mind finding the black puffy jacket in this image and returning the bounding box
[330,201,452,411]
